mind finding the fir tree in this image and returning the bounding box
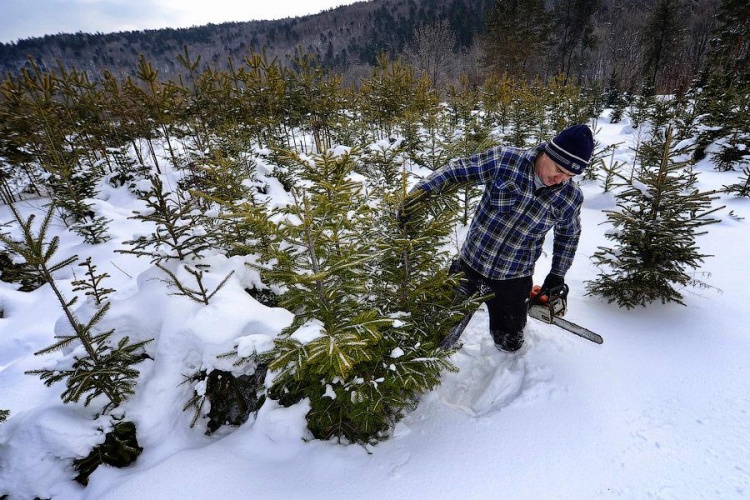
[587,126,723,308]
[508,80,545,147]
[73,419,142,485]
[359,140,413,204]
[628,88,656,130]
[0,203,150,411]
[641,0,687,89]
[593,143,627,192]
[453,115,498,225]
[155,262,234,306]
[712,131,750,172]
[370,164,483,350]
[723,166,750,198]
[357,148,483,443]
[256,148,446,444]
[607,88,629,124]
[182,366,268,434]
[359,55,420,140]
[181,147,277,259]
[481,72,515,133]
[408,104,459,173]
[118,175,213,264]
[692,0,750,165]
[549,0,599,80]
[72,257,115,306]
[8,60,112,244]
[0,248,46,292]
[546,74,589,132]
[107,144,150,192]
[258,150,390,442]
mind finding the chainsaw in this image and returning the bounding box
[439,283,604,350]
[528,284,603,344]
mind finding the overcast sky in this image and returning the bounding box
[0,0,364,44]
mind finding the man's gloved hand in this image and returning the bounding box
[540,273,565,297]
[395,202,410,227]
[396,188,428,228]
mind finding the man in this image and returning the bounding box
[404,124,594,352]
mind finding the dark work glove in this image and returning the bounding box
[396,188,428,228]
[540,273,565,297]
[395,202,410,228]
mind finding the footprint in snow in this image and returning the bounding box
[436,329,553,417]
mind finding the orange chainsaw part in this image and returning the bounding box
[529,285,549,304]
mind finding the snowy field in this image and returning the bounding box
[1,115,749,499]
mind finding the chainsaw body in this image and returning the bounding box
[528,284,568,324]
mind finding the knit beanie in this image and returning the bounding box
[544,124,594,175]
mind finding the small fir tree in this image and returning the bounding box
[155,262,234,305]
[587,126,723,308]
[182,366,268,434]
[508,80,545,147]
[409,106,459,172]
[181,148,277,259]
[593,143,628,192]
[107,145,150,192]
[606,87,629,124]
[256,148,453,444]
[0,203,150,410]
[2,203,147,481]
[72,257,115,306]
[356,152,483,442]
[73,419,142,485]
[546,74,587,132]
[0,249,46,292]
[712,132,750,172]
[723,166,750,198]
[256,149,392,442]
[481,72,515,133]
[118,175,213,263]
[628,88,656,130]
[370,166,483,352]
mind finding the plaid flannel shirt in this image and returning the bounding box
[416,144,582,280]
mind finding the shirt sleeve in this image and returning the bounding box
[551,199,582,277]
[416,147,504,193]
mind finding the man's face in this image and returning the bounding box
[536,153,576,186]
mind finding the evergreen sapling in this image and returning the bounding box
[255,149,413,443]
[118,175,213,263]
[587,126,723,308]
[0,203,150,411]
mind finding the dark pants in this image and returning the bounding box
[452,259,533,351]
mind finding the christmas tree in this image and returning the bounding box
[587,126,723,308]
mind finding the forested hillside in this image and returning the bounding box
[0,0,492,84]
[0,0,739,93]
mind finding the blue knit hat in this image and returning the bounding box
[544,125,594,175]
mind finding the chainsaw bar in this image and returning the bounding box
[548,315,603,344]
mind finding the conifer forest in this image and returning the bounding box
[0,0,748,491]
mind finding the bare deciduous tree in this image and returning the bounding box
[405,20,457,88]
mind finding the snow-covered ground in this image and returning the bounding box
[1,116,749,499]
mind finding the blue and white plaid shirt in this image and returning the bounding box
[416,144,582,280]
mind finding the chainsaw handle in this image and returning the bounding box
[530,283,569,305]
[548,283,569,299]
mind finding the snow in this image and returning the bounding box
[2,116,750,499]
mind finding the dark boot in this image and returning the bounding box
[492,329,524,352]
